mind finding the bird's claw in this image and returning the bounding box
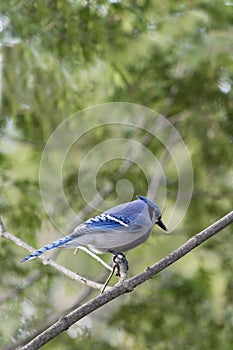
[112,253,129,277]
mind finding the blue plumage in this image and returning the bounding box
[21,195,167,262]
[85,213,131,228]
[21,236,73,262]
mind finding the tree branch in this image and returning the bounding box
[2,270,110,350]
[18,210,233,350]
[0,220,110,292]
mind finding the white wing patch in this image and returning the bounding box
[105,214,129,227]
[86,213,130,227]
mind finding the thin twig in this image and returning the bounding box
[76,246,112,271]
[101,269,115,295]
[18,210,233,350]
[0,225,110,292]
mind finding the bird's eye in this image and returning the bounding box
[158,215,162,221]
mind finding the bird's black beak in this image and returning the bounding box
[157,219,168,231]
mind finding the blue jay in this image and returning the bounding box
[21,195,167,263]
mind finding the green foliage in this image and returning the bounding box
[0,0,232,349]
[44,333,119,350]
[110,270,233,350]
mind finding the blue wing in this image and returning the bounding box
[84,213,132,230]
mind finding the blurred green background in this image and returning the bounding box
[0,1,232,349]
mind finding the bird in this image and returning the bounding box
[21,195,167,263]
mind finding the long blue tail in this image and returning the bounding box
[21,236,72,263]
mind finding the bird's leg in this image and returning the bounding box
[112,253,129,279]
[101,253,129,294]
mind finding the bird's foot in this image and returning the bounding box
[101,253,129,294]
[112,253,129,278]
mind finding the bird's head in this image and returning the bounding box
[137,195,168,231]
